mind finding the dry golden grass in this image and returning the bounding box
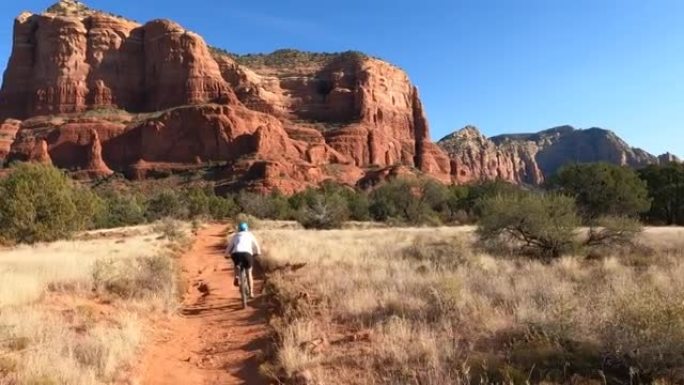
[0,221,190,385]
[258,226,684,385]
[0,230,168,307]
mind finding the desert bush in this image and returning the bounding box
[208,194,239,220]
[144,189,188,221]
[549,162,651,221]
[95,190,146,229]
[585,215,643,248]
[344,190,371,221]
[440,185,471,224]
[477,192,580,259]
[0,163,100,244]
[153,218,186,241]
[295,191,349,229]
[184,186,212,218]
[237,191,291,220]
[92,254,176,305]
[369,178,445,224]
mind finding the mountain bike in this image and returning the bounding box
[236,261,250,309]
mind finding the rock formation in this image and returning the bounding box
[438,126,543,184]
[0,1,678,191]
[438,125,674,184]
[0,2,449,192]
[0,120,20,163]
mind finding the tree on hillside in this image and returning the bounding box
[548,163,650,221]
[0,163,101,244]
[638,163,684,225]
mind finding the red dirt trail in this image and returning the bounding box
[138,224,268,385]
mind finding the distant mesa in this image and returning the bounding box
[0,1,677,191]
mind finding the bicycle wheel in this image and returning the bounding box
[239,267,248,309]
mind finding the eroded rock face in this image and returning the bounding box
[215,52,449,177]
[0,2,453,191]
[438,126,543,184]
[0,120,20,163]
[438,125,668,184]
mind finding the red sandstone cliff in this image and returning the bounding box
[0,1,449,192]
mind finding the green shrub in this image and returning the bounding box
[344,190,370,221]
[208,194,238,220]
[0,163,100,244]
[369,178,446,224]
[95,191,145,229]
[477,193,580,259]
[549,162,651,221]
[237,191,290,219]
[184,186,212,219]
[144,189,187,221]
[639,162,684,225]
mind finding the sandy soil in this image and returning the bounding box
[137,224,268,385]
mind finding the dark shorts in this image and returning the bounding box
[230,252,254,270]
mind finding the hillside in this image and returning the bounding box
[438,125,679,184]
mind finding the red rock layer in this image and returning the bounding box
[0,4,456,192]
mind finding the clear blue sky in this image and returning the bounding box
[1,0,683,156]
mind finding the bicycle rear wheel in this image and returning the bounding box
[239,267,248,309]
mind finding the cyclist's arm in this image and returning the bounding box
[226,236,236,256]
[251,235,261,256]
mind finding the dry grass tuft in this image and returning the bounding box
[0,223,192,384]
[259,226,684,384]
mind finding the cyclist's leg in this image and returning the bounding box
[246,268,254,298]
[230,253,240,286]
[245,254,255,297]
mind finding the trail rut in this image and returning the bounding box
[138,224,268,385]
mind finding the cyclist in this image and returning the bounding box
[225,222,260,298]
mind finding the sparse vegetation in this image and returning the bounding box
[0,223,189,384]
[259,226,684,385]
[213,48,369,69]
[45,0,137,22]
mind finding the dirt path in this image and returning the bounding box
[138,224,268,385]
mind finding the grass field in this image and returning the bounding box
[0,222,189,385]
[258,226,684,385]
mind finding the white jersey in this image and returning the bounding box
[226,231,261,255]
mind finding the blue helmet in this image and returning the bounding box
[238,222,249,232]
